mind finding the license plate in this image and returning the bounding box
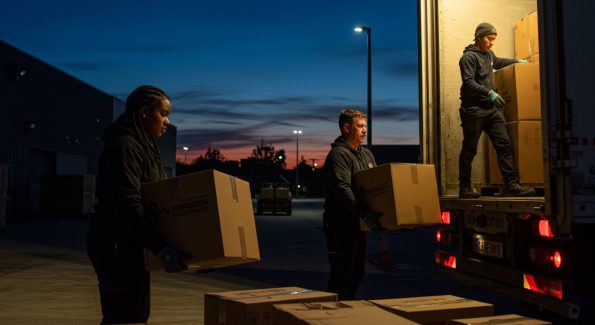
[473,237,503,258]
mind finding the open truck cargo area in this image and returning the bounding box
[419,0,595,320]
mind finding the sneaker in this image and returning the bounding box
[504,182,536,196]
[459,186,480,198]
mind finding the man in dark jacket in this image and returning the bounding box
[458,22,536,198]
[322,108,381,300]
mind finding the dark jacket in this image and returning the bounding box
[88,113,167,255]
[459,44,516,112]
[323,136,377,231]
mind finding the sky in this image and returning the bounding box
[1,0,419,168]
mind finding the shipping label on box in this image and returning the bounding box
[205,287,337,325]
[493,63,541,121]
[451,313,551,325]
[272,300,419,325]
[369,295,493,325]
[515,11,539,60]
[355,163,441,230]
[489,121,543,185]
[141,169,260,271]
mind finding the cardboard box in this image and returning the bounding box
[272,300,419,325]
[515,11,539,60]
[450,313,551,325]
[141,169,260,271]
[204,287,337,325]
[369,295,493,325]
[493,63,541,121]
[354,163,441,230]
[489,121,543,185]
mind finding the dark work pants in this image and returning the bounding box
[87,235,151,324]
[459,108,518,186]
[324,224,367,300]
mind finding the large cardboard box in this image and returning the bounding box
[272,300,419,325]
[369,295,493,325]
[515,11,539,60]
[204,287,337,325]
[354,163,441,230]
[493,63,541,122]
[141,169,260,271]
[489,121,543,185]
[450,313,551,325]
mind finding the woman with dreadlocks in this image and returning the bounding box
[87,85,191,324]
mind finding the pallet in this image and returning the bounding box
[479,184,545,197]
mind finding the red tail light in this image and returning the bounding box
[529,246,563,269]
[435,251,456,268]
[523,273,563,299]
[533,219,554,238]
[441,210,451,224]
[436,229,442,243]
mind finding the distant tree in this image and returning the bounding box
[251,139,276,161]
[274,149,287,169]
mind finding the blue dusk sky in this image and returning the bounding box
[1,0,420,167]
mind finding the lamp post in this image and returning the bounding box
[182,146,189,164]
[293,130,302,196]
[354,25,372,146]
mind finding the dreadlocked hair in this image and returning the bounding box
[123,85,169,179]
[125,85,170,115]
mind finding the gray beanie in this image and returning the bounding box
[474,22,497,40]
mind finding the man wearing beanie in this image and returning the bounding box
[458,22,535,198]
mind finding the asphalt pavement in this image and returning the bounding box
[0,198,564,324]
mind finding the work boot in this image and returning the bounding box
[504,182,536,197]
[459,185,480,198]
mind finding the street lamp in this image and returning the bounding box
[182,146,189,164]
[293,130,302,196]
[354,25,372,146]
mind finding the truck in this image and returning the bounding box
[256,182,292,216]
[419,0,595,320]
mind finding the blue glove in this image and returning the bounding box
[487,89,505,108]
[158,245,192,273]
[517,59,529,63]
[363,211,385,233]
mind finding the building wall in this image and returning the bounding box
[0,40,176,217]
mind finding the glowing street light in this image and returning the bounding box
[182,146,189,164]
[354,24,372,146]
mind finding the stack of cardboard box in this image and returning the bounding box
[489,11,543,186]
[39,174,96,218]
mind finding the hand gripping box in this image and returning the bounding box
[272,300,420,325]
[369,295,493,325]
[354,163,441,230]
[204,287,337,325]
[450,313,551,325]
[141,169,260,271]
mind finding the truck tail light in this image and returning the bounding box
[435,251,456,268]
[441,210,451,224]
[436,228,455,245]
[532,219,554,238]
[523,273,563,300]
[529,246,564,269]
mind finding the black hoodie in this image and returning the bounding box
[323,136,376,231]
[88,112,167,255]
[459,44,516,114]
